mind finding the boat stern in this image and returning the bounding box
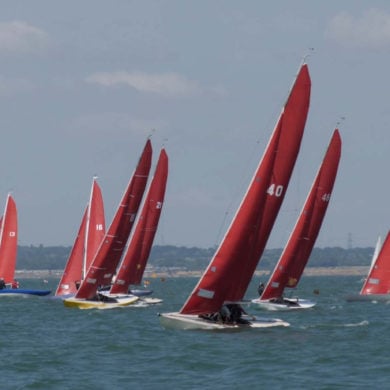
[159,312,290,330]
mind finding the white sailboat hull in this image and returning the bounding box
[99,291,163,305]
[159,312,289,330]
[251,297,316,311]
[140,297,163,304]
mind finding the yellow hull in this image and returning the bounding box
[63,295,139,309]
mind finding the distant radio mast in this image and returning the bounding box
[347,233,353,249]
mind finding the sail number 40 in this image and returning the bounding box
[267,184,284,197]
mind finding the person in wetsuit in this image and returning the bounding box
[257,282,265,296]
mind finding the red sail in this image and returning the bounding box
[84,179,106,274]
[261,129,341,300]
[110,148,168,293]
[55,209,88,296]
[0,195,18,284]
[180,64,311,315]
[55,178,106,296]
[75,139,152,300]
[360,232,390,295]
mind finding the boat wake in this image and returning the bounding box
[299,320,369,330]
[343,320,369,327]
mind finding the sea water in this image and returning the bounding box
[1,275,388,389]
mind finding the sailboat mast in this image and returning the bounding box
[82,177,97,279]
[0,194,10,249]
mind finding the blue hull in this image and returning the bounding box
[130,289,153,297]
[0,289,51,296]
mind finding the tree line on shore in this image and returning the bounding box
[16,244,374,271]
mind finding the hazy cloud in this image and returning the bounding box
[326,9,390,49]
[69,112,166,137]
[0,20,49,53]
[86,71,207,98]
[0,76,34,97]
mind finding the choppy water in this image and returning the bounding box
[1,275,389,389]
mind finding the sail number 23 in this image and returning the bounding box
[266,184,284,197]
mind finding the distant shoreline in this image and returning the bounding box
[15,266,369,279]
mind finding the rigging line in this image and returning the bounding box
[302,47,315,64]
[162,137,168,148]
[213,59,311,247]
[336,116,346,127]
[280,54,312,108]
[212,134,267,248]
[212,63,304,247]
[262,57,309,137]
[147,128,156,139]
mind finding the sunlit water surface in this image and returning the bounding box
[1,275,388,389]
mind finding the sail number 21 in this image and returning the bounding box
[266,184,284,197]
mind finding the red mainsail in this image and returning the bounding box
[181,64,311,315]
[75,139,152,300]
[0,195,18,284]
[360,232,390,295]
[110,148,168,293]
[261,129,341,300]
[55,178,105,296]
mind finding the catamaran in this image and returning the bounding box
[55,177,105,298]
[0,194,51,297]
[159,63,311,329]
[100,148,168,305]
[64,139,152,309]
[346,233,390,302]
[252,129,341,310]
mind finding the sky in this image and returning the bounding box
[0,1,390,249]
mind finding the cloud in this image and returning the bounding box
[86,71,224,98]
[326,9,390,49]
[69,112,166,137]
[0,76,34,97]
[0,20,49,53]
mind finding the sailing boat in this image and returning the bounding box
[252,129,342,310]
[103,148,168,303]
[368,236,382,277]
[360,233,390,297]
[0,194,51,297]
[159,63,311,330]
[64,139,152,309]
[346,233,390,302]
[55,177,105,297]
